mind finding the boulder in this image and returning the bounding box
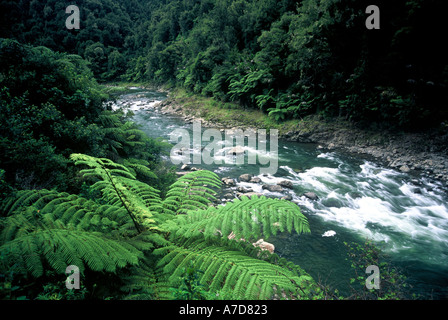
[399,165,411,173]
[347,191,362,199]
[237,186,253,193]
[252,239,275,254]
[303,192,318,201]
[262,184,284,193]
[281,195,293,201]
[412,188,422,194]
[239,173,253,182]
[277,180,293,189]
[181,164,191,170]
[250,177,262,183]
[322,197,342,208]
[221,177,236,186]
[227,146,245,155]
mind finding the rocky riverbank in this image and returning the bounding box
[156,95,448,185]
[283,118,448,184]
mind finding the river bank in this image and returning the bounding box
[156,89,448,185]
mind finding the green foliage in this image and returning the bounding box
[154,236,317,300]
[0,154,319,300]
[166,195,309,241]
[0,40,172,193]
[344,240,417,300]
[163,170,222,215]
[170,263,210,300]
[0,169,13,199]
[0,190,144,278]
[35,278,89,300]
[3,0,447,128]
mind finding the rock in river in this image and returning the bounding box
[250,176,262,183]
[252,239,275,253]
[239,173,253,182]
[227,146,245,155]
[221,177,236,186]
[277,180,294,189]
[303,192,319,201]
[262,184,284,193]
[399,164,411,173]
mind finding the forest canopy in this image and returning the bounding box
[1,0,447,129]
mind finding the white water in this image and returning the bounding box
[239,155,448,263]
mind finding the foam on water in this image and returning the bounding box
[234,154,448,261]
[281,153,448,263]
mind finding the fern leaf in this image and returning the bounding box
[0,228,143,277]
[71,153,163,233]
[154,237,318,299]
[163,170,222,215]
[167,195,310,243]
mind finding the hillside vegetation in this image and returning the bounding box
[2,0,447,129]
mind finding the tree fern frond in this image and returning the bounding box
[0,228,143,277]
[120,262,157,300]
[163,170,222,215]
[71,153,163,233]
[123,159,158,181]
[153,236,318,300]
[167,195,310,243]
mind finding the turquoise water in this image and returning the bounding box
[113,89,448,299]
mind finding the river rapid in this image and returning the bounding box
[112,88,448,299]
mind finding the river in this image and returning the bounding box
[112,88,448,299]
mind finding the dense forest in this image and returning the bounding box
[2,0,447,129]
[0,0,446,301]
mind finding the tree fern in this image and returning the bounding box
[0,193,145,278]
[70,153,162,233]
[0,153,320,300]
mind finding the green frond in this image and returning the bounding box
[167,195,310,242]
[71,153,163,233]
[163,170,222,215]
[153,237,318,300]
[0,189,62,216]
[120,263,157,300]
[123,159,158,181]
[0,187,152,279]
[0,228,143,277]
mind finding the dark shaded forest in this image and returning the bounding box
[2,0,447,129]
